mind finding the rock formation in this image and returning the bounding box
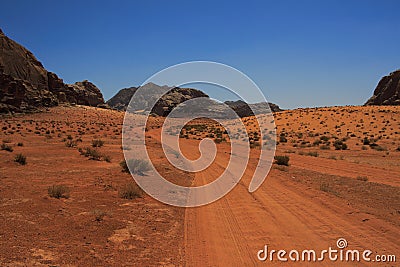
[107,83,282,117]
[365,70,400,106]
[0,28,105,113]
[107,83,208,116]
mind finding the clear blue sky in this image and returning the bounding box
[1,0,399,109]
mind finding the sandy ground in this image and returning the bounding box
[1,105,399,266]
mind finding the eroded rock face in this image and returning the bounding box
[365,70,400,106]
[67,80,105,106]
[0,28,105,113]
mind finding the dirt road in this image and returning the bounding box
[183,144,399,266]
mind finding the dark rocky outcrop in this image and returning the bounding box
[365,70,400,106]
[67,80,105,106]
[225,100,282,117]
[0,28,105,113]
[108,83,282,117]
[107,83,208,116]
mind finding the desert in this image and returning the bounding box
[1,1,400,266]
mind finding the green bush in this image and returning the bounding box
[274,155,289,166]
[48,185,70,199]
[14,153,26,165]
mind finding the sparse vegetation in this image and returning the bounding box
[119,183,143,199]
[1,143,13,152]
[333,139,347,150]
[65,140,77,147]
[80,147,102,160]
[92,209,108,222]
[120,159,151,175]
[91,139,105,147]
[14,153,26,165]
[319,183,339,196]
[306,151,319,157]
[48,185,70,199]
[274,155,290,166]
[104,155,112,163]
[356,176,368,182]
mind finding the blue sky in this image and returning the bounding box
[1,0,399,109]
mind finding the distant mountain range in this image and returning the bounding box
[107,84,282,117]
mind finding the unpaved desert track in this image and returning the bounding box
[183,144,399,266]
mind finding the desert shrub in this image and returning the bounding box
[333,140,347,150]
[1,143,13,152]
[119,183,143,199]
[65,140,77,147]
[307,151,319,157]
[2,138,12,143]
[396,146,400,152]
[104,155,112,163]
[48,185,70,199]
[312,139,321,146]
[319,144,330,150]
[250,142,260,148]
[274,165,288,172]
[361,146,368,150]
[320,136,329,141]
[319,183,339,196]
[356,176,368,182]
[92,209,108,222]
[14,153,26,165]
[17,142,23,147]
[120,159,151,175]
[91,139,105,147]
[362,138,370,145]
[274,155,289,166]
[279,135,288,143]
[372,145,387,151]
[214,138,223,144]
[82,147,101,160]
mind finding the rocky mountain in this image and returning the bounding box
[225,100,282,117]
[365,70,400,106]
[108,84,282,117]
[0,28,105,113]
[107,83,208,116]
